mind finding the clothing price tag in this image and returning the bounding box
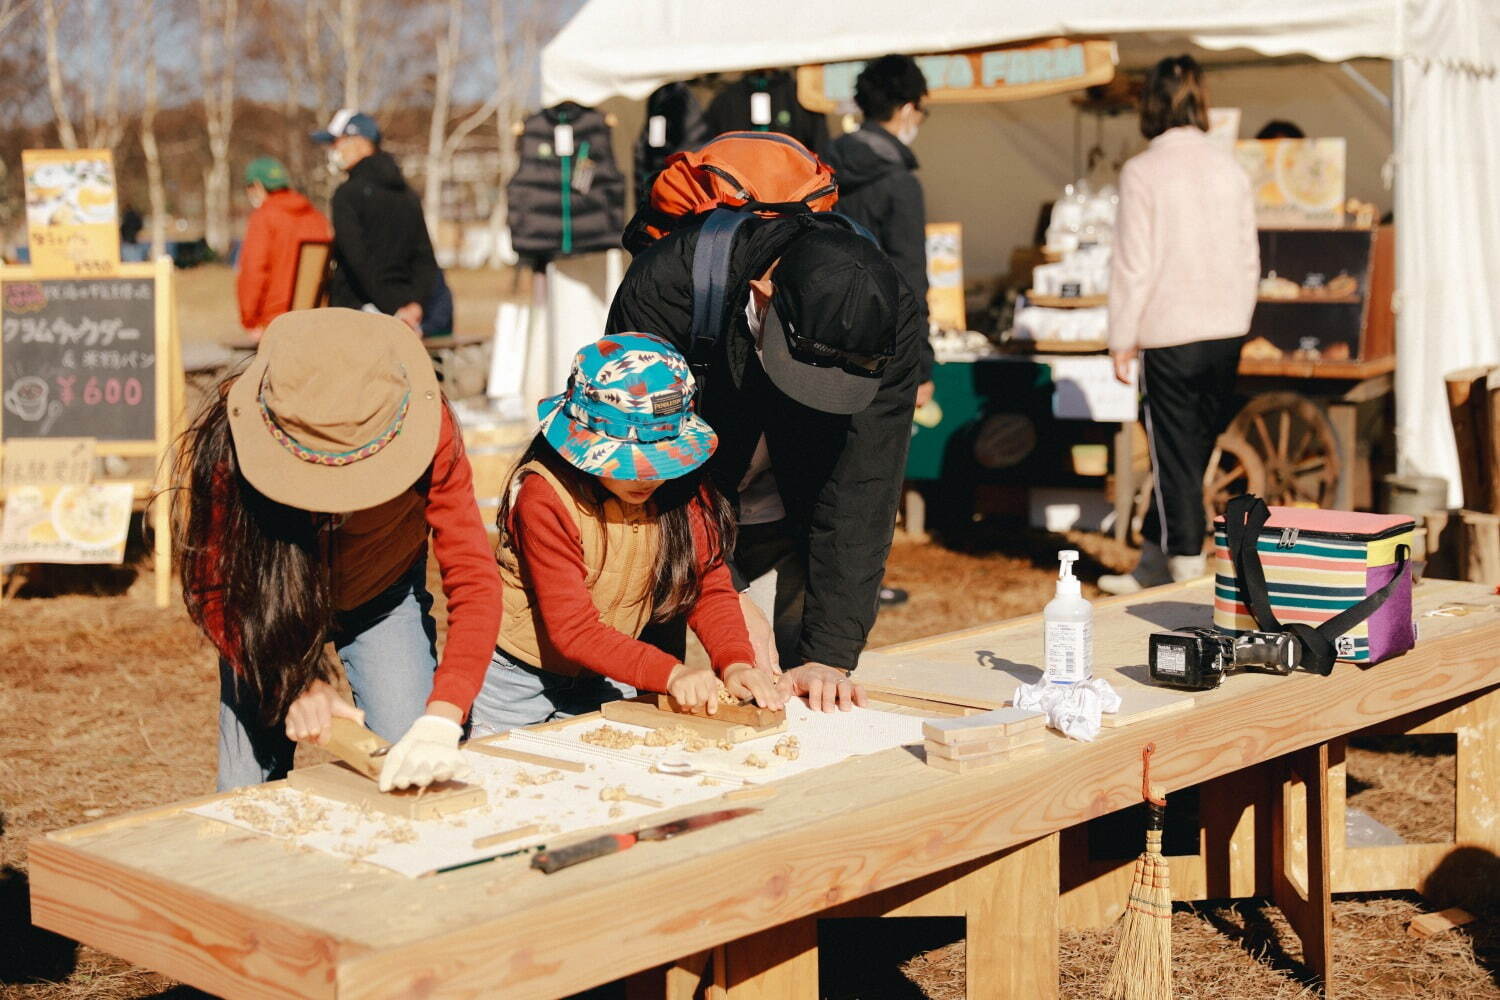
[749,92,772,125]
[553,123,575,157]
[571,156,596,195]
[647,115,668,148]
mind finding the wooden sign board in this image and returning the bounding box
[0,482,134,565]
[925,222,966,331]
[22,148,120,278]
[798,39,1117,114]
[0,259,182,606]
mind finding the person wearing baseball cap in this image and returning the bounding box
[172,309,501,793]
[237,156,331,336]
[607,219,924,712]
[468,333,782,734]
[311,109,438,333]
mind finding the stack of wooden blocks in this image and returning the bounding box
[922,707,1047,774]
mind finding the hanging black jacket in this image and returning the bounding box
[327,151,438,314]
[606,214,921,670]
[633,82,711,206]
[704,70,832,159]
[507,102,626,259]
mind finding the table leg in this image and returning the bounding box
[715,917,819,999]
[1271,742,1333,994]
[967,833,1059,999]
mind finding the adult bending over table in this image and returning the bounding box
[608,221,924,710]
[172,309,501,792]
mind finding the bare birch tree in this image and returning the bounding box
[139,0,168,255]
[0,0,35,38]
[40,0,77,147]
[40,0,148,152]
[197,0,239,255]
[423,0,501,247]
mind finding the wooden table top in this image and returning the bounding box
[31,577,1500,1000]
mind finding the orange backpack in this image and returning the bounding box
[625,131,838,250]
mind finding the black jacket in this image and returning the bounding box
[832,125,929,319]
[507,102,626,258]
[606,215,920,670]
[704,71,832,159]
[327,151,438,314]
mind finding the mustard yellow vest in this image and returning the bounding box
[496,460,660,675]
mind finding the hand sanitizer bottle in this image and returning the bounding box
[1044,550,1093,686]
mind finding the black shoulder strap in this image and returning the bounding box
[1225,494,1409,676]
[688,207,755,370]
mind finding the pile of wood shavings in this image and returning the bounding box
[743,753,770,769]
[227,788,332,836]
[644,724,735,752]
[599,785,628,802]
[773,735,800,760]
[581,724,644,749]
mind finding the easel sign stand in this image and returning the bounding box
[0,256,183,608]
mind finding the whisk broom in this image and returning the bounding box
[1104,743,1171,1000]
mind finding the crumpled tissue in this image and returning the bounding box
[1013,677,1121,741]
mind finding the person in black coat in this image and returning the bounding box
[832,56,934,605]
[607,216,922,710]
[312,110,438,332]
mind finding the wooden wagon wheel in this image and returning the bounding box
[1228,392,1341,508]
[1128,433,1267,546]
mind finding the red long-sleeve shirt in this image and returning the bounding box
[200,406,501,717]
[506,476,755,693]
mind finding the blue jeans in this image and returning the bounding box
[469,646,634,737]
[217,556,438,790]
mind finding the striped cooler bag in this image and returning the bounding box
[1214,495,1416,675]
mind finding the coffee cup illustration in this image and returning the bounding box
[4,376,50,422]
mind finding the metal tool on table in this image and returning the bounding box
[1147,626,1301,691]
[531,808,759,874]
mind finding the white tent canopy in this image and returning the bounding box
[543,1,1500,507]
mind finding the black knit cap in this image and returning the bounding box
[763,227,900,414]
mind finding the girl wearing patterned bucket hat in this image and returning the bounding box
[469,332,784,733]
[171,309,501,794]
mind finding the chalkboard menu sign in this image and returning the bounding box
[1,276,156,441]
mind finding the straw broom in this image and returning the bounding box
[1104,755,1171,1000]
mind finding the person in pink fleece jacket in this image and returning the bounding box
[1101,54,1260,595]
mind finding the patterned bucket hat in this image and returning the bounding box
[537,333,716,481]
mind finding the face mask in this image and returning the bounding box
[896,106,920,146]
[327,148,346,174]
[247,188,266,209]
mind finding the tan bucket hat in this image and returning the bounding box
[227,308,441,513]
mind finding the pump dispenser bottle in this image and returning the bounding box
[1044,550,1093,685]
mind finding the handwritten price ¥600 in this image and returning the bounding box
[54,376,143,407]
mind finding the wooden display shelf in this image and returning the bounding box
[1024,291,1107,309]
[999,338,1108,355]
[1238,354,1396,380]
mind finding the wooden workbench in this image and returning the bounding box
[29,578,1500,999]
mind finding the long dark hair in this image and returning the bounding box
[170,379,333,724]
[497,434,737,623]
[1140,55,1209,139]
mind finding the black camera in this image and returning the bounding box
[1148,627,1301,691]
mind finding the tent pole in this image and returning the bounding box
[1338,62,1392,110]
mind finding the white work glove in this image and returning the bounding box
[378,715,470,792]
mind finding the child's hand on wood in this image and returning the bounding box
[284,679,364,744]
[722,662,786,710]
[666,663,720,714]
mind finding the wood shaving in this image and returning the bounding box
[505,788,520,798]
[599,785,628,802]
[608,805,623,818]
[774,735,801,760]
[515,769,565,786]
[581,724,644,749]
[699,776,720,787]
[743,753,770,769]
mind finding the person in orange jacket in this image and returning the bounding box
[236,157,333,339]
